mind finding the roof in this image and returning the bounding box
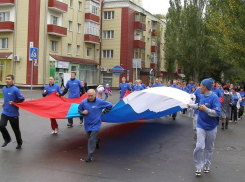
[0,52,12,59]
[50,55,99,65]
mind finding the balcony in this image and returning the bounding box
[0,21,14,32]
[134,22,146,31]
[84,34,99,44]
[48,0,68,13]
[85,13,99,23]
[134,40,145,49]
[47,24,67,36]
[151,29,157,36]
[134,35,145,49]
[0,0,15,6]
[151,46,157,52]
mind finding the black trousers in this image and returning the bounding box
[0,114,22,145]
[238,106,244,118]
[230,105,237,121]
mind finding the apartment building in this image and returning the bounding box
[0,0,100,87]
[101,0,167,87]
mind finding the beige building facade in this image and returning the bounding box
[101,0,167,87]
[0,0,100,87]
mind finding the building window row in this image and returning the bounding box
[51,41,82,55]
[84,21,99,36]
[0,38,8,49]
[103,50,113,58]
[103,30,114,39]
[104,11,114,20]
[0,12,10,22]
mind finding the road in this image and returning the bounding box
[0,89,244,182]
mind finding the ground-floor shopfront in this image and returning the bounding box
[49,55,99,87]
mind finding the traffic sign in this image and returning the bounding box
[30,47,38,59]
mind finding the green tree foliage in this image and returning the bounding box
[164,0,182,80]
[164,0,245,84]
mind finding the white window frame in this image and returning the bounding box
[78,1,82,11]
[67,44,71,54]
[77,23,81,33]
[68,21,72,31]
[51,15,58,25]
[0,12,10,22]
[0,38,8,49]
[87,48,91,57]
[104,11,114,20]
[76,45,80,55]
[103,50,113,58]
[84,21,99,36]
[103,30,114,39]
[50,41,57,52]
[91,1,99,16]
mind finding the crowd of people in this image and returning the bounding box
[1,73,244,173]
[118,77,244,176]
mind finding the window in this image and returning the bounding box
[84,21,99,36]
[71,65,77,72]
[69,0,73,7]
[0,12,10,22]
[68,21,72,31]
[103,50,113,58]
[104,11,114,20]
[91,2,99,16]
[67,44,71,54]
[77,24,81,33]
[87,48,91,56]
[96,49,99,58]
[50,41,57,51]
[78,1,82,11]
[51,15,58,25]
[103,31,114,39]
[76,45,80,55]
[0,38,8,49]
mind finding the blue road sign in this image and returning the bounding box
[30,47,38,59]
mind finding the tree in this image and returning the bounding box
[206,0,245,68]
[164,0,182,80]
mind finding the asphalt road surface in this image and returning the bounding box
[0,90,244,182]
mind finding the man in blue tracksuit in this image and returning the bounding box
[119,77,131,100]
[152,78,163,87]
[78,89,113,162]
[170,79,181,120]
[60,72,85,127]
[188,78,221,176]
[133,80,144,91]
[0,75,25,149]
[42,76,62,134]
[187,80,196,91]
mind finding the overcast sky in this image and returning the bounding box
[142,0,184,15]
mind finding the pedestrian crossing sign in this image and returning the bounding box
[30,47,38,59]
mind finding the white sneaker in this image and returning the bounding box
[51,130,55,134]
[203,166,210,173]
[54,128,59,134]
[195,169,201,176]
[234,120,237,123]
[238,118,241,120]
[229,120,233,123]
